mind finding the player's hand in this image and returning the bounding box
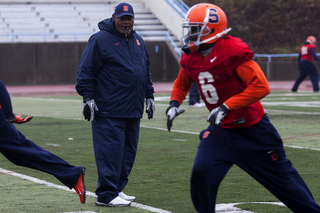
[207,103,230,126]
[82,98,99,121]
[146,98,155,119]
[166,106,185,132]
[7,114,33,124]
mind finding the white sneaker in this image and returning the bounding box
[95,196,131,207]
[119,191,136,201]
[189,102,205,108]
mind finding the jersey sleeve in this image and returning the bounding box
[224,60,270,111]
[170,67,194,105]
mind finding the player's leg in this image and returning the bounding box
[235,115,320,213]
[305,62,319,91]
[292,62,308,91]
[191,126,233,213]
[0,122,83,189]
[117,118,140,193]
[92,116,126,203]
[189,82,200,106]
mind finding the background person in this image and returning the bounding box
[292,36,320,92]
[188,82,205,108]
[0,79,86,204]
[76,2,155,207]
[166,3,320,213]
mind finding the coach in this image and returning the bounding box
[76,2,155,207]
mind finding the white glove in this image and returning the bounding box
[82,98,99,121]
[146,98,155,119]
[207,103,230,126]
[166,106,185,132]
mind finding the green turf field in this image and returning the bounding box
[1,90,320,212]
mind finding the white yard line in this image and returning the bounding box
[0,168,172,213]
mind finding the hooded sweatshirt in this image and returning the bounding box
[76,18,154,118]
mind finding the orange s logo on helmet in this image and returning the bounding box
[182,3,231,51]
[306,36,317,45]
[123,6,128,11]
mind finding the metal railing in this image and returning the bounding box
[165,0,189,18]
[254,53,320,80]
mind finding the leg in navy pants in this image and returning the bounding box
[0,121,83,189]
[92,117,140,203]
[189,83,201,106]
[292,60,319,92]
[191,115,320,213]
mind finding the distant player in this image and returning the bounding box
[166,3,320,213]
[0,79,86,204]
[292,36,320,92]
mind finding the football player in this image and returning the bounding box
[166,3,320,213]
[292,36,320,92]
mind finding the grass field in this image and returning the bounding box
[1,90,320,212]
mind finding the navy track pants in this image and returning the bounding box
[189,82,201,105]
[191,115,320,213]
[92,117,140,203]
[0,121,83,189]
[292,60,319,92]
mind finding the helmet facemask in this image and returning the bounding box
[182,21,211,51]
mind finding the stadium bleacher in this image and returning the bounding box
[0,1,178,43]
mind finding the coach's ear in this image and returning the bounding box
[7,114,33,124]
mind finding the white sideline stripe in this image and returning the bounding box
[265,109,320,114]
[0,168,172,213]
[284,145,320,151]
[140,125,199,135]
[140,126,320,152]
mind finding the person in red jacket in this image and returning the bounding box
[166,3,320,213]
[292,36,320,92]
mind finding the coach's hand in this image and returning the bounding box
[166,106,185,132]
[82,98,99,121]
[146,98,155,119]
[207,103,230,126]
[7,114,33,124]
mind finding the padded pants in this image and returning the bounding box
[191,115,320,213]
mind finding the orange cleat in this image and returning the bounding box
[74,168,86,204]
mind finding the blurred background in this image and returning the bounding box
[1,0,319,85]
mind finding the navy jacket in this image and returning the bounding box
[76,18,154,118]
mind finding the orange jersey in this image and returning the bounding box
[171,36,270,128]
